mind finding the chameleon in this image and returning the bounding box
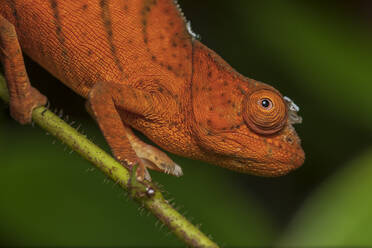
[0,0,305,181]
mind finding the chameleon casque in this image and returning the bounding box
[0,0,305,180]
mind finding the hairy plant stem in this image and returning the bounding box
[0,73,218,248]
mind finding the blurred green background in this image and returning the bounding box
[1,0,372,246]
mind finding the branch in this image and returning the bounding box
[0,73,218,248]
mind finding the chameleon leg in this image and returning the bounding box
[125,127,183,177]
[0,15,47,124]
[87,81,182,180]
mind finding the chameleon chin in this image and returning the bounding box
[210,123,305,177]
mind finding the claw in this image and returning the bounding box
[129,163,155,199]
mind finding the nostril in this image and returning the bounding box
[285,136,293,144]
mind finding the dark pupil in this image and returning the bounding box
[261,99,270,108]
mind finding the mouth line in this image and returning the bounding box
[231,158,298,176]
[214,130,304,160]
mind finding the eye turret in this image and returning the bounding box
[242,88,287,135]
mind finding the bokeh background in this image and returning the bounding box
[1,0,372,246]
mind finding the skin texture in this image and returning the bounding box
[0,0,305,179]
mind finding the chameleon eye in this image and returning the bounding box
[242,88,287,135]
[259,98,272,110]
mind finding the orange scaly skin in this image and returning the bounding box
[0,0,304,178]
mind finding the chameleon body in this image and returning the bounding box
[0,0,304,179]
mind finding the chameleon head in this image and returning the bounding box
[193,83,305,177]
[220,86,304,176]
[190,42,304,176]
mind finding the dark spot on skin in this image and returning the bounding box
[110,43,116,52]
[12,8,19,21]
[208,71,212,78]
[209,106,213,111]
[172,53,177,58]
[178,63,182,68]
[207,119,212,125]
[56,25,62,34]
[151,55,156,61]
[237,86,246,95]
[221,93,225,97]
[128,39,133,44]
[208,87,212,91]
[167,65,172,71]
[144,37,148,44]
[227,99,232,104]
[169,21,174,27]
[159,35,164,40]
[235,124,240,129]
[50,0,57,8]
[61,50,68,58]
[158,87,163,93]
[82,4,88,10]
[172,41,177,47]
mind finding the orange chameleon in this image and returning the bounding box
[0,0,304,181]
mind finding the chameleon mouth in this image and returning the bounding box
[233,160,303,177]
[225,147,305,177]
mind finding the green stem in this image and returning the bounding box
[0,73,218,248]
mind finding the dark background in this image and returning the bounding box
[1,0,372,246]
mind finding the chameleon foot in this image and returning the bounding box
[126,127,183,177]
[129,164,156,199]
[9,87,47,124]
